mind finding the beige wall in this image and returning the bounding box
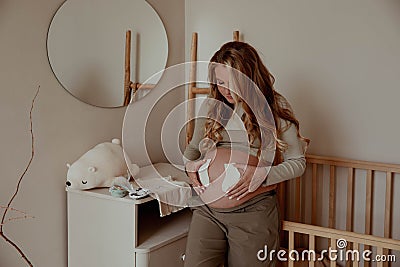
[186,0,400,246]
[0,0,184,266]
[186,0,400,163]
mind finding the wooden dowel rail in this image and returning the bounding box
[284,220,400,266]
[186,32,198,144]
[233,30,240,41]
[123,29,157,106]
[124,30,132,106]
[129,82,156,90]
[283,221,400,251]
[191,87,210,95]
[305,155,400,173]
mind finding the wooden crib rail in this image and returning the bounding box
[303,154,399,231]
[287,154,400,267]
[305,155,400,173]
[283,220,400,267]
[304,155,400,238]
[290,154,399,233]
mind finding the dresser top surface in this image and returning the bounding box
[66,187,154,205]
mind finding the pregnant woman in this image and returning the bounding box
[183,41,309,267]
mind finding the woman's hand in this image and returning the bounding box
[225,164,269,200]
[185,159,207,194]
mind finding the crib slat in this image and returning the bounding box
[384,172,392,238]
[301,173,307,245]
[382,251,390,267]
[384,172,393,267]
[288,230,294,267]
[329,166,336,228]
[346,168,354,267]
[376,247,384,267]
[277,182,287,248]
[352,242,359,267]
[383,257,389,267]
[330,238,337,267]
[295,176,302,248]
[365,170,373,235]
[312,163,317,225]
[364,170,373,267]
[346,168,354,232]
[295,176,301,223]
[309,235,315,267]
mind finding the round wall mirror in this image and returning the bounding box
[47,0,168,108]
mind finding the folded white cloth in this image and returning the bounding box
[134,163,192,217]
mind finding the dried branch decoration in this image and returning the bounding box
[0,85,40,267]
[0,206,35,226]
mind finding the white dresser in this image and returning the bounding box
[67,188,191,267]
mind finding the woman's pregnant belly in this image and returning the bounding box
[199,147,276,209]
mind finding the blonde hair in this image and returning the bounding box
[205,41,310,160]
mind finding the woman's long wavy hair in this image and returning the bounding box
[204,41,309,160]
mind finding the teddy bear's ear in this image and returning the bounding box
[88,166,97,172]
[67,163,71,169]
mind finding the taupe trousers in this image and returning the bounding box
[184,191,280,267]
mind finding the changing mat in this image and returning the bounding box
[134,163,192,217]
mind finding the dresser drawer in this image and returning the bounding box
[135,236,187,267]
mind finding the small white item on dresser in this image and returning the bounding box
[128,188,150,200]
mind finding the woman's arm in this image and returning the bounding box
[183,117,206,162]
[262,120,307,186]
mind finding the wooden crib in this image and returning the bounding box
[185,31,400,266]
[278,155,400,267]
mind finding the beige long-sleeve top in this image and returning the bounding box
[183,105,308,186]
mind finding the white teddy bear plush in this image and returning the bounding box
[66,138,139,190]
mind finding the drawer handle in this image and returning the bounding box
[180,253,185,261]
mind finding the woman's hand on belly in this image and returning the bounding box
[225,164,269,200]
[196,148,277,209]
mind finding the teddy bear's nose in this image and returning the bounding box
[66,181,71,186]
